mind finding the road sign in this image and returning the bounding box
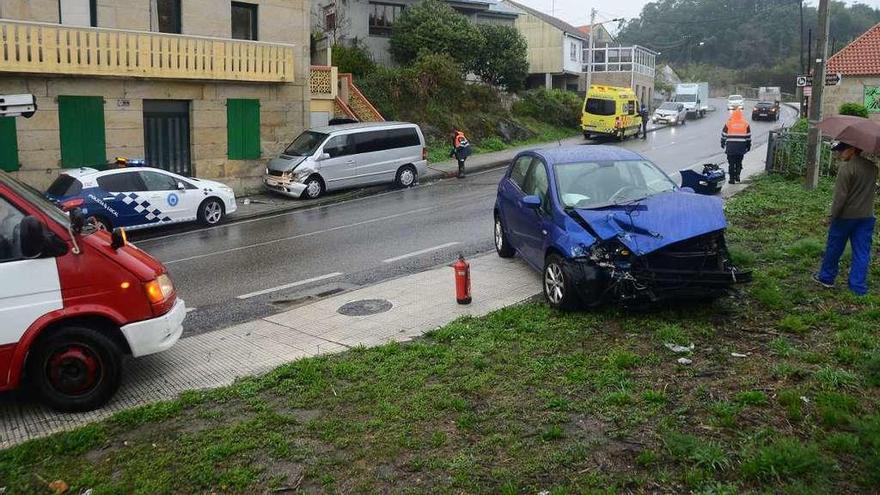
[804,86,812,97]
[796,73,843,87]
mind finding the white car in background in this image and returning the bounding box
[727,94,745,110]
[652,102,687,125]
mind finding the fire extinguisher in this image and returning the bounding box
[453,254,471,305]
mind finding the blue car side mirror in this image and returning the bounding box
[521,195,541,209]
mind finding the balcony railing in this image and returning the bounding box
[0,19,295,82]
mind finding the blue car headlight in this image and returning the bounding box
[570,244,590,258]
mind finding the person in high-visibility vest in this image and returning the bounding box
[449,129,472,179]
[720,108,751,184]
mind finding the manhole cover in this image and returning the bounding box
[337,299,393,316]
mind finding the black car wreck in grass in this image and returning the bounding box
[493,146,751,310]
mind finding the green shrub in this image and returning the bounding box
[331,43,376,78]
[513,89,582,129]
[740,437,831,481]
[838,102,869,118]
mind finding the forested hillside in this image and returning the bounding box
[617,0,880,91]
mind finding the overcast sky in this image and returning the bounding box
[515,0,880,29]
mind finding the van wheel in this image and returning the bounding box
[395,165,417,188]
[301,176,325,199]
[583,132,591,140]
[543,254,581,311]
[494,215,515,258]
[198,198,225,225]
[27,326,122,412]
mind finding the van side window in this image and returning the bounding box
[0,196,25,263]
[355,128,420,154]
[323,135,355,158]
[509,156,532,190]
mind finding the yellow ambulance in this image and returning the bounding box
[581,85,643,140]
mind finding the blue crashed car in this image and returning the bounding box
[494,145,750,309]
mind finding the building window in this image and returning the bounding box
[156,0,181,34]
[227,99,261,160]
[324,4,337,30]
[59,0,97,27]
[570,42,579,62]
[231,2,258,41]
[58,96,106,168]
[0,118,19,172]
[369,2,404,37]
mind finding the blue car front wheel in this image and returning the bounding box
[543,254,581,311]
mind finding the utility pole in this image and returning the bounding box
[805,0,830,189]
[798,0,804,116]
[586,7,596,93]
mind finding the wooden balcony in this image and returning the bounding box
[0,19,295,82]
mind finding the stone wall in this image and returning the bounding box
[1,76,308,194]
[824,76,880,122]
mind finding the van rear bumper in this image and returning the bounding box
[121,299,186,357]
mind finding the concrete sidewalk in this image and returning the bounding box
[0,254,541,448]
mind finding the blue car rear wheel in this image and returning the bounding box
[494,215,515,258]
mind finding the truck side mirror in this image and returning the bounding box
[20,216,46,258]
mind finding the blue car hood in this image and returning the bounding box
[574,191,727,256]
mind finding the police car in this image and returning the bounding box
[45,165,237,231]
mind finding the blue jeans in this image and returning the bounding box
[818,217,875,295]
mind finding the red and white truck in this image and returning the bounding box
[1,160,185,411]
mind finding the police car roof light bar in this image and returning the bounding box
[0,94,37,118]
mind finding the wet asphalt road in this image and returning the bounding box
[135,100,797,337]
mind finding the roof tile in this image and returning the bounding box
[827,22,880,76]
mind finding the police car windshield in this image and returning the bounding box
[284,131,328,156]
[0,171,70,227]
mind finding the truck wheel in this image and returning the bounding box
[543,254,581,311]
[27,326,122,412]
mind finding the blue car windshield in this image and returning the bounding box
[554,160,677,209]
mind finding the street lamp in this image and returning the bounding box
[585,9,624,93]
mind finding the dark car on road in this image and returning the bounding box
[751,101,780,121]
[493,146,750,310]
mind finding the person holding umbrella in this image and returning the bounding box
[813,115,880,296]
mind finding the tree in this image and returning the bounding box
[332,43,376,78]
[472,24,528,91]
[389,0,482,69]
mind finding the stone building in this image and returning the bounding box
[0,0,311,193]
[824,22,880,122]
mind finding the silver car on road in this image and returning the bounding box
[264,122,428,199]
[652,102,687,125]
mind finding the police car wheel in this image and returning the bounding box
[395,165,417,188]
[198,198,225,225]
[301,176,324,199]
[27,326,122,412]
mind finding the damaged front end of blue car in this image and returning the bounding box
[559,191,751,306]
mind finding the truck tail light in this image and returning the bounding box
[60,197,84,211]
[422,147,427,161]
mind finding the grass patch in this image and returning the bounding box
[2,174,879,493]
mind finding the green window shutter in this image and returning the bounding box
[58,95,106,168]
[0,117,19,172]
[227,98,261,159]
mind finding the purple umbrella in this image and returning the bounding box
[816,115,880,153]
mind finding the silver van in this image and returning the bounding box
[264,122,428,199]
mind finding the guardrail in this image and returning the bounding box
[0,19,295,82]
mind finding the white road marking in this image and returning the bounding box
[165,207,435,264]
[236,272,343,300]
[382,242,461,264]
[186,307,198,313]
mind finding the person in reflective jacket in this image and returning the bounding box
[450,129,472,179]
[720,108,751,184]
